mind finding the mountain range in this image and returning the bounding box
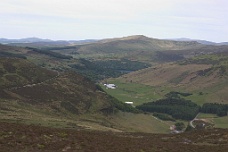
[1,36,228,46]
[0,37,97,46]
[0,35,228,133]
[1,34,228,151]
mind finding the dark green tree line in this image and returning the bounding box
[136,98,200,120]
[201,103,228,117]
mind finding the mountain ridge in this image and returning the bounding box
[1,35,227,47]
[169,38,228,45]
[1,35,228,133]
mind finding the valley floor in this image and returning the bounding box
[0,122,228,152]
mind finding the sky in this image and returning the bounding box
[1,0,228,42]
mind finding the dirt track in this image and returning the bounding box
[6,71,60,91]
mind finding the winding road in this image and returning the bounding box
[190,113,200,128]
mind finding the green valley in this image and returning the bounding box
[0,35,228,151]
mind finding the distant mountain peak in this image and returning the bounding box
[20,37,52,42]
[119,35,151,41]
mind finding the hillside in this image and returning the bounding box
[3,36,228,81]
[117,53,228,105]
[0,43,76,72]
[0,44,28,57]
[0,58,57,88]
[1,122,228,152]
[4,36,228,64]
[51,35,201,62]
[0,57,111,119]
[1,36,228,132]
[2,37,228,104]
[44,35,228,66]
[170,38,228,45]
[0,57,172,133]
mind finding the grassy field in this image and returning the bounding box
[111,112,173,133]
[100,79,164,106]
[101,78,210,106]
[101,79,228,129]
[213,116,228,128]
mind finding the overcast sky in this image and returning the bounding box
[1,0,228,42]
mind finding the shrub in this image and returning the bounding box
[175,122,185,131]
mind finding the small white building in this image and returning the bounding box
[125,102,134,107]
[125,102,134,105]
[104,84,116,89]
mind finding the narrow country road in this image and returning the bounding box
[190,113,200,128]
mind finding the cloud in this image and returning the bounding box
[0,0,183,20]
[1,0,227,21]
[1,0,228,41]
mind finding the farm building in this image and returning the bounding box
[104,84,116,89]
[125,102,134,105]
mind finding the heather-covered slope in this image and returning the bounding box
[0,57,170,133]
[0,58,114,116]
[0,122,227,152]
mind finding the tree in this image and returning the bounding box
[201,103,228,117]
[175,122,185,131]
[217,110,227,117]
[136,98,200,120]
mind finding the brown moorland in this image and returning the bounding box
[0,122,227,152]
